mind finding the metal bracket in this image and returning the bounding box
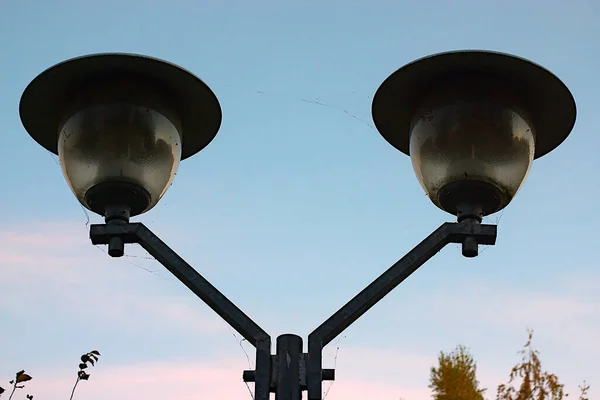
[242,353,335,390]
[306,221,496,399]
[90,222,272,400]
[90,220,496,400]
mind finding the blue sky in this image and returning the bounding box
[1,1,598,399]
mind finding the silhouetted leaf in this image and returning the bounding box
[79,363,88,370]
[78,371,90,381]
[9,380,14,384]
[0,386,5,394]
[16,370,25,378]
[80,354,89,363]
[16,374,32,383]
[90,350,101,356]
[27,394,33,400]
[88,358,95,366]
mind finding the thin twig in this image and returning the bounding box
[69,377,80,400]
[7,384,17,400]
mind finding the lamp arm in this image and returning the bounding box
[306,221,497,399]
[90,222,272,400]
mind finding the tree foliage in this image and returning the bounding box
[424,332,590,400]
[496,331,589,400]
[429,344,486,400]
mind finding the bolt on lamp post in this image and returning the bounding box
[20,50,575,400]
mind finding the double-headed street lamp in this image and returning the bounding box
[19,50,576,400]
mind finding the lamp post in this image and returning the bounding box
[19,50,575,400]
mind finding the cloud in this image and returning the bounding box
[413,280,600,351]
[561,271,600,295]
[397,281,599,398]
[465,289,597,327]
[0,226,82,247]
[6,354,434,400]
[0,221,228,336]
[7,360,253,400]
[19,345,589,400]
[6,345,592,400]
[1,221,596,400]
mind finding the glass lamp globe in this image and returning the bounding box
[20,53,222,217]
[372,50,576,217]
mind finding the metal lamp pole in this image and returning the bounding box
[90,209,496,400]
[19,50,576,400]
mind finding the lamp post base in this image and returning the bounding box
[275,334,302,400]
[242,335,335,399]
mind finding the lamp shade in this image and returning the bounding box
[372,50,576,215]
[20,53,222,216]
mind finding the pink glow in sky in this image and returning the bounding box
[1,222,597,399]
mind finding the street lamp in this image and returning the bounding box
[19,50,575,400]
[20,53,221,255]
